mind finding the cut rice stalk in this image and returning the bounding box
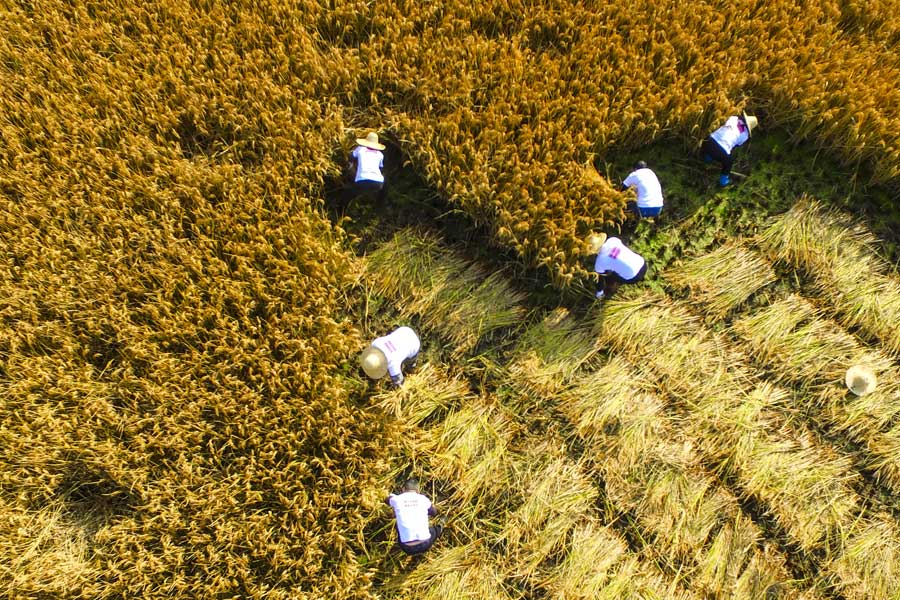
[823,516,900,600]
[665,242,777,320]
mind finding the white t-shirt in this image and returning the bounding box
[372,327,420,378]
[594,237,645,280]
[389,491,432,543]
[709,116,749,155]
[623,168,663,208]
[351,146,385,183]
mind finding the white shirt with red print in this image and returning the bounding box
[372,327,420,380]
[594,237,645,280]
[710,116,749,155]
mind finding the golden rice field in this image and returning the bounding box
[1,0,900,599]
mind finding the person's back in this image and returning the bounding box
[371,326,420,386]
[623,167,663,209]
[594,236,645,280]
[344,131,387,206]
[702,113,758,187]
[389,490,432,543]
[709,115,749,155]
[386,479,444,555]
[351,144,385,184]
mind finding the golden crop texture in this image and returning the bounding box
[1,1,388,598]
[319,0,900,282]
[3,0,900,598]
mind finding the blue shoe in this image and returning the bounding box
[703,154,713,164]
[718,174,731,187]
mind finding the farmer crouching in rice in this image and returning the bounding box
[386,478,445,556]
[347,131,387,202]
[622,160,664,220]
[589,233,647,301]
[701,112,759,187]
[360,326,420,386]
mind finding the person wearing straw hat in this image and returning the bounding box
[386,478,445,556]
[622,160,664,220]
[588,233,647,301]
[845,365,877,396]
[348,131,387,200]
[360,326,420,386]
[701,112,759,187]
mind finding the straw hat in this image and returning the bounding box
[845,365,877,396]
[360,345,388,379]
[586,232,607,255]
[742,112,759,136]
[356,132,386,151]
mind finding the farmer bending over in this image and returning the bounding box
[360,326,420,386]
[347,131,386,201]
[701,112,758,187]
[386,478,444,556]
[589,233,647,301]
[622,160,663,220]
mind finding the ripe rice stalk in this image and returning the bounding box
[374,363,473,426]
[602,295,864,553]
[732,296,900,491]
[599,289,753,402]
[605,450,730,562]
[364,228,447,300]
[823,516,900,600]
[694,513,787,600]
[665,242,777,320]
[558,355,668,472]
[757,199,900,355]
[697,386,863,554]
[500,455,598,578]
[828,267,900,356]
[558,356,663,457]
[757,198,882,276]
[545,522,630,600]
[561,358,802,598]
[366,228,526,358]
[0,501,97,597]
[859,424,900,493]
[694,384,783,470]
[732,295,895,396]
[710,415,861,552]
[417,265,526,359]
[429,398,518,509]
[387,543,510,600]
[546,522,705,600]
[507,307,600,401]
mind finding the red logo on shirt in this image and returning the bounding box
[384,340,396,352]
[609,247,621,259]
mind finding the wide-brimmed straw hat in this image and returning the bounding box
[356,132,386,151]
[360,345,388,379]
[742,112,759,136]
[586,233,608,255]
[845,365,877,396]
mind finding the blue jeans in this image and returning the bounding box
[627,201,662,219]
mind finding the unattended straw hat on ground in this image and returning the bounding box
[356,131,386,151]
[360,345,388,379]
[845,365,877,396]
[586,233,607,255]
[742,112,759,136]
